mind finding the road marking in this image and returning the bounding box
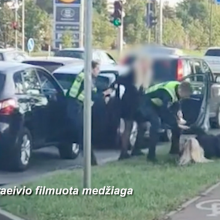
[196,200,220,217]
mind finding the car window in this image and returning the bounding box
[22,68,41,95]
[205,49,220,56]
[36,68,58,92]
[183,60,191,77]
[53,73,77,91]
[13,72,25,94]
[54,50,84,59]
[152,59,177,82]
[0,72,5,93]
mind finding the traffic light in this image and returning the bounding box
[146,2,157,28]
[111,0,122,27]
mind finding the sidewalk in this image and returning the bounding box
[170,183,220,220]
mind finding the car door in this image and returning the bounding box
[22,68,48,146]
[180,73,210,130]
[36,68,66,143]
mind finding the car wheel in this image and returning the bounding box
[58,143,80,159]
[160,129,172,142]
[7,128,32,172]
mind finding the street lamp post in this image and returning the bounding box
[83,0,93,188]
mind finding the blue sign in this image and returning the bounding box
[27,38,35,52]
[216,0,220,4]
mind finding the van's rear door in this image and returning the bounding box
[180,73,210,130]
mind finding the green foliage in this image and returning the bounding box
[36,0,53,14]
[61,30,72,48]
[0,0,220,51]
[92,10,116,49]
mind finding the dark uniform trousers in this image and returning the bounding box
[136,99,181,159]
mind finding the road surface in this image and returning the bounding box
[0,129,219,187]
[0,147,120,186]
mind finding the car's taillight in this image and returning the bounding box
[0,99,17,115]
[177,59,183,80]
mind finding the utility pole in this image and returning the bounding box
[22,0,25,51]
[209,0,213,46]
[15,0,18,50]
[83,0,92,188]
[147,0,151,43]
[159,0,163,45]
[117,12,123,56]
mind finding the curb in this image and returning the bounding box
[0,209,25,220]
[163,181,220,220]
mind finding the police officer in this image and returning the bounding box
[137,81,192,162]
[66,60,112,165]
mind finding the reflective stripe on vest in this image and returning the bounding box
[145,81,180,106]
[69,72,97,105]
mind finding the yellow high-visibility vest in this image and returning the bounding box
[68,72,97,105]
[145,81,180,106]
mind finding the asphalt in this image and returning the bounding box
[171,183,220,220]
[0,147,120,187]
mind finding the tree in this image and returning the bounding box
[176,0,208,29]
[61,30,72,48]
[0,5,16,47]
[93,10,116,49]
[163,18,185,47]
[36,0,53,14]
[18,0,51,51]
[123,0,147,44]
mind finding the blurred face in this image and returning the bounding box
[92,64,100,77]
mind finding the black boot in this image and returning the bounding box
[169,128,181,155]
[91,150,98,166]
[118,151,131,160]
[147,132,159,163]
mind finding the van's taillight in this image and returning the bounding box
[0,99,17,115]
[177,59,183,80]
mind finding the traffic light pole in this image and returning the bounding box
[117,17,123,56]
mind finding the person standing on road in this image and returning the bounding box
[66,60,112,165]
[138,81,191,162]
[118,54,153,160]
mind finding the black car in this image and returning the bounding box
[22,57,83,73]
[0,62,80,172]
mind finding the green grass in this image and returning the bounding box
[1,146,220,220]
[183,49,205,57]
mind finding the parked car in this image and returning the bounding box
[22,57,83,73]
[0,48,29,62]
[0,62,80,172]
[52,64,128,149]
[204,47,220,74]
[54,48,117,65]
